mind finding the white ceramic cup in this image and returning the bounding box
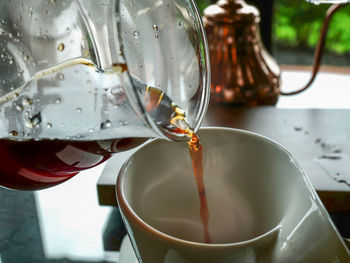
[116,127,350,263]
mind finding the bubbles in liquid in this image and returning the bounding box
[133,31,139,38]
[178,21,184,27]
[46,123,53,128]
[55,98,61,104]
[76,108,82,113]
[155,34,159,39]
[57,43,65,52]
[153,24,158,31]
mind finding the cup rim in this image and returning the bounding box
[115,127,321,248]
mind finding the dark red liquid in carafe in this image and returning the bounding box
[0,139,114,190]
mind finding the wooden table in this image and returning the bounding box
[97,105,350,213]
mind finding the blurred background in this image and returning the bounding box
[197,0,350,66]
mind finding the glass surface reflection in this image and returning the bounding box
[34,164,112,261]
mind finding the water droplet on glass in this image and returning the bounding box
[47,123,52,128]
[178,21,184,27]
[24,55,29,61]
[133,31,139,38]
[110,85,126,106]
[104,109,109,114]
[57,73,65,80]
[105,120,112,127]
[88,128,95,133]
[9,59,14,64]
[55,98,61,104]
[83,49,90,57]
[86,79,92,85]
[9,130,18,137]
[57,43,65,51]
[119,121,128,126]
[25,119,34,128]
[101,120,111,129]
[16,104,23,111]
[155,34,159,39]
[153,24,158,31]
[76,108,82,113]
[30,113,42,127]
[22,97,33,106]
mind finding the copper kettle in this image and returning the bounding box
[203,0,346,106]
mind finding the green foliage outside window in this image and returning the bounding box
[274,1,350,54]
[196,0,211,14]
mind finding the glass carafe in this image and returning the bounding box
[0,0,210,190]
